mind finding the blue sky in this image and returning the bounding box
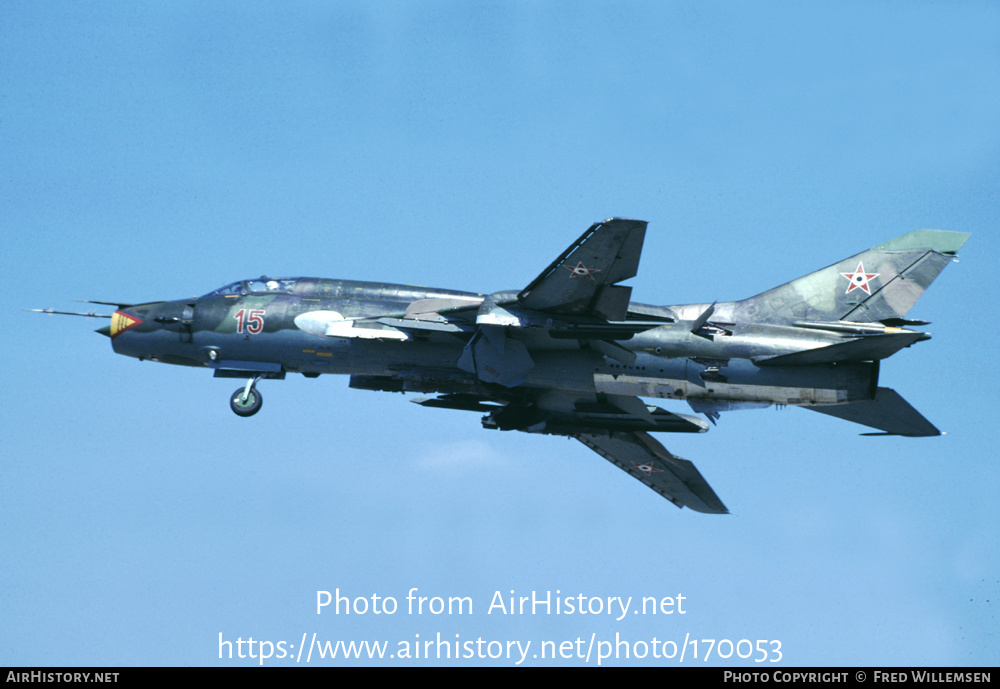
[3,1,998,666]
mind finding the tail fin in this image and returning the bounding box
[739,230,970,324]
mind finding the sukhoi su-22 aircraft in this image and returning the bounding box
[34,219,969,514]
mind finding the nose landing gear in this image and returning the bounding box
[230,376,264,417]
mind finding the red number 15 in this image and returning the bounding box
[234,309,265,334]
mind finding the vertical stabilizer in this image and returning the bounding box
[737,230,969,324]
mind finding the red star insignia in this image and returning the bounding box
[630,462,661,477]
[840,261,879,295]
[563,261,600,280]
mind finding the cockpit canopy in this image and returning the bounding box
[199,277,477,303]
[201,277,299,299]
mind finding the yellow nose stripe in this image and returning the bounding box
[110,311,142,338]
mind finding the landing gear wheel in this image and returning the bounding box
[230,387,262,417]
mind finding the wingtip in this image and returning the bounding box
[600,217,647,224]
[686,501,730,515]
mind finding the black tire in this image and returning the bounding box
[230,387,262,417]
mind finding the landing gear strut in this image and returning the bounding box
[230,376,263,417]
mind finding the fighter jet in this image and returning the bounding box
[32,219,969,513]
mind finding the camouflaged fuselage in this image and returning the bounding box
[41,218,968,513]
[112,279,480,376]
[110,277,879,408]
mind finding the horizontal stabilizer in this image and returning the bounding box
[756,331,928,366]
[575,432,727,513]
[805,387,940,436]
